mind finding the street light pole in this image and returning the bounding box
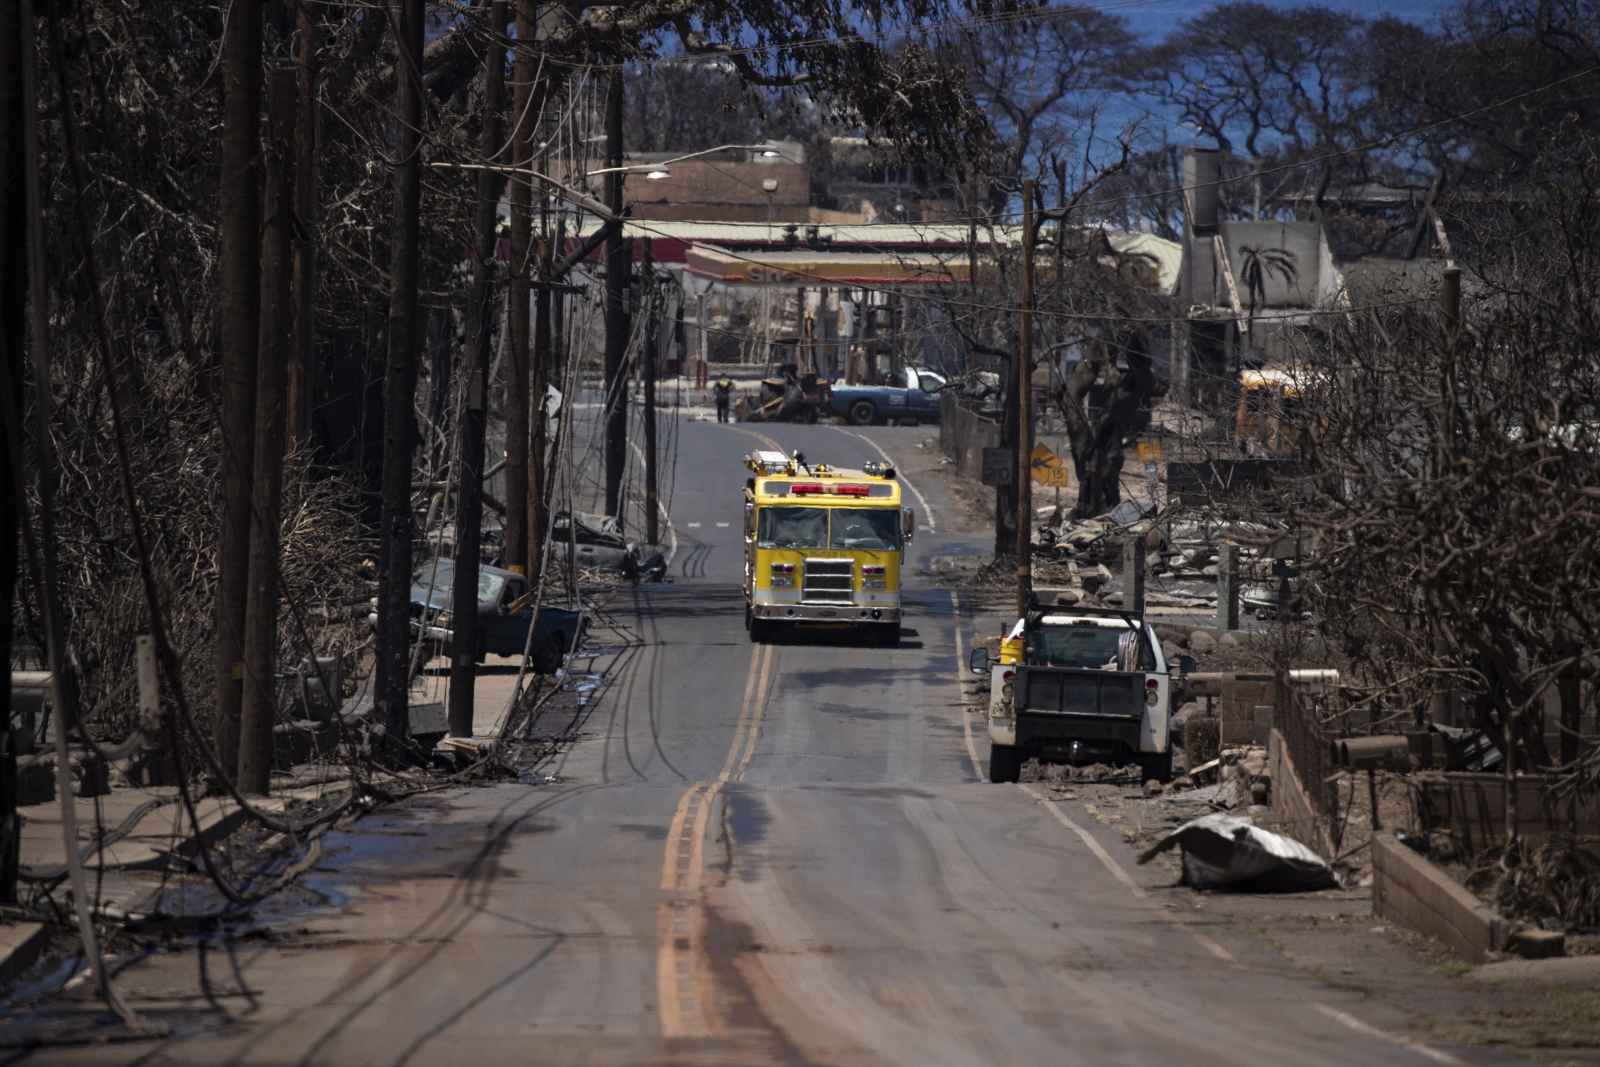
[1017,180,1035,619]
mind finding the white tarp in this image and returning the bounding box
[1137,813,1339,892]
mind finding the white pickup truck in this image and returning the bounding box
[969,607,1173,783]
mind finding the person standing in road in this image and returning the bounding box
[714,376,733,422]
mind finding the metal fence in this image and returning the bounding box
[1273,680,1344,850]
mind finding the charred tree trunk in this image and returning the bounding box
[238,67,296,794]
[447,0,508,739]
[2,0,29,903]
[1057,327,1165,521]
[503,0,535,573]
[215,0,263,783]
[287,1,319,455]
[375,0,425,744]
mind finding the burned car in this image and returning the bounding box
[369,560,579,673]
[550,511,665,581]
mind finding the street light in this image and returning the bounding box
[585,142,786,178]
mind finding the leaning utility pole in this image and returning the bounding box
[1016,180,1035,619]
[448,0,508,739]
[642,238,659,545]
[528,218,551,579]
[602,64,628,518]
[215,0,263,783]
[375,0,425,745]
[504,0,536,573]
[287,0,319,454]
[237,67,297,794]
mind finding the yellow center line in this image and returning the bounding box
[656,641,775,1038]
[724,425,786,452]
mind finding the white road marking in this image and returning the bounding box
[716,522,730,527]
[687,522,702,528]
[950,591,983,780]
[832,427,936,533]
[1017,783,1242,967]
[1312,1005,1474,1066]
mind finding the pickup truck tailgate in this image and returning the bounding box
[1021,668,1143,718]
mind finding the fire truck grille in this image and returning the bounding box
[802,559,854,603]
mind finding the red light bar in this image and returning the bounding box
[836,484,870,496]
[791,483,824,494]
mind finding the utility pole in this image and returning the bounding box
[237,67,297,793]
[287,0,318,455]
[214,0,263,783]
[528,214,550,577]
[504,0,535,573]
[1016,180,1035,619]
[602,64,628,518]
[375,0,425,746]
[448,0,508,739]
[642,238,659,545]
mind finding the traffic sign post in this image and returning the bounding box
[1030,443,1066,486]
[980,447,1014,487]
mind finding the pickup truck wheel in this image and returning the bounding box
[533,632,568,675]
[1139,751,1173,783]
[988,744,1022,783]
[848,400,877,426]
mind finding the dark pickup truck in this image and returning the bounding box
[370,560,580,672]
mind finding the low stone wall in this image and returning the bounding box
[1372,832,1506,963]
[939,392,1000,480]
[1416,772,1600,852]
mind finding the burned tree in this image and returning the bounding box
[1054,318,1166,520]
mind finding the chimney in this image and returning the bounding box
[1182,146,1221,238]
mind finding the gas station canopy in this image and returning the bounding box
[683,244,984,287]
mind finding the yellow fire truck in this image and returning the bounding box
[743,450,913,645]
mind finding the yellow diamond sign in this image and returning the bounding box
[1030,444,1068,486]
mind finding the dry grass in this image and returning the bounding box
[1423,987,1600,1060]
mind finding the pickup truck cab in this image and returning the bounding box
[828,367,945,426]
[971,607,1171,783]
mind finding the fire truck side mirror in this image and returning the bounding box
[902,507,914,543]
[969,647,990,674]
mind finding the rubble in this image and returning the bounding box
[1138,812,1340,892]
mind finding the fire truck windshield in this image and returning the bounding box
[829,509,900,550]
[756,506,900,550]
[758,507,828,548]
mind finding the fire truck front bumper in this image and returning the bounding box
[751,603,902,623]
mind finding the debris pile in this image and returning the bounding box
[1138,813,1340,892]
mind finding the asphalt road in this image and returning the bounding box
[25,417,1519,1066]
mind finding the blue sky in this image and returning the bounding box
[1118,0,1454,38]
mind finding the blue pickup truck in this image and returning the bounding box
[826,367,946,426]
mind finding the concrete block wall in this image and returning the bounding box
[1371,832,1505,963]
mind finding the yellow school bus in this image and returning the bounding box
[743,450,913,646]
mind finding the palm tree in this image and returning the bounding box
[1237,245,1298,343]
